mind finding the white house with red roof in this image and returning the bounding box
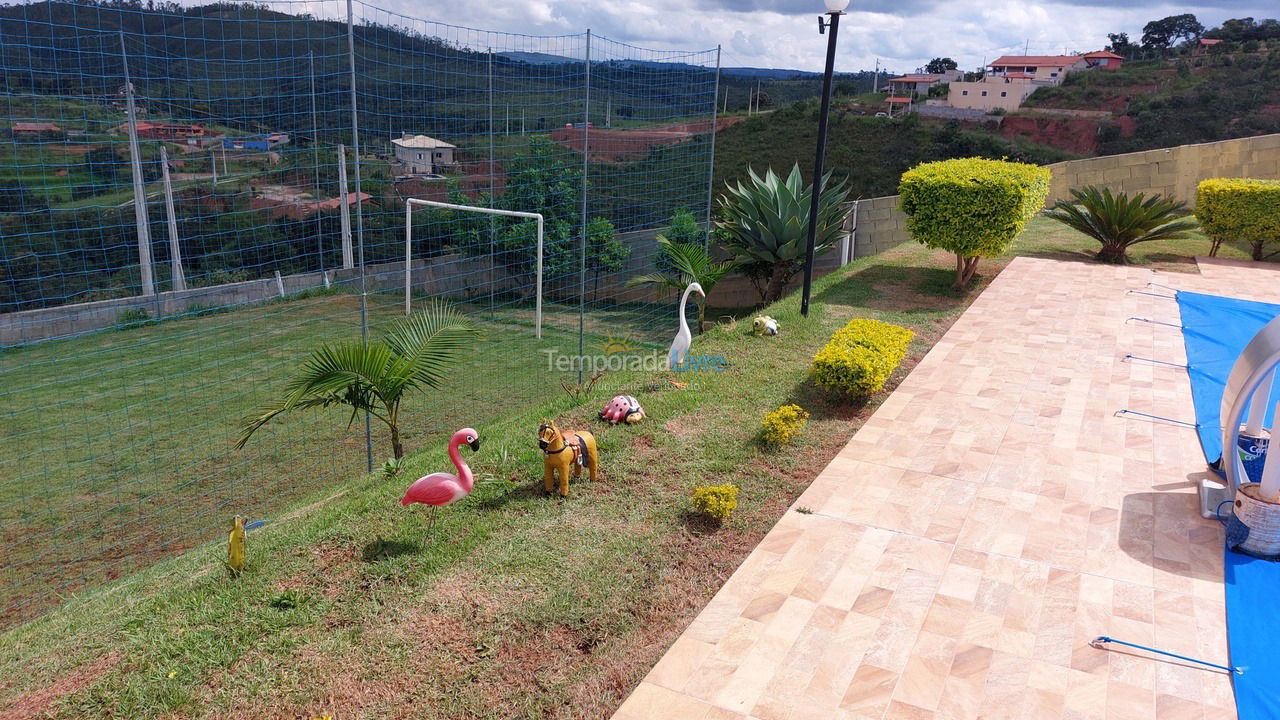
[988,55,1087,85]
[885,69,963,97]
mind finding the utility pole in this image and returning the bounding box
[120,32,155,297]
[873,58,879,92]
[159,146,186,292]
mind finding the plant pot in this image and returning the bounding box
[1227,482,1280,559]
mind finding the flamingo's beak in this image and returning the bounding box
[469,437,481,451]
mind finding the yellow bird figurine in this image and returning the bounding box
[227,515,246,575]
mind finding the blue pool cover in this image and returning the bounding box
[1177,290,1280,720]
[1177,290,1280,469]
[1224,546,1280,719]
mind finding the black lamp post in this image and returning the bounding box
[800,0,850,317]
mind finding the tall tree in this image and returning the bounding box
[1141,14,1204,50]
[924,57,958,74]
[1105,32,1139,58]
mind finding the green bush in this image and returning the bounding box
[761,404,809,447]
[691,483,739,522]
[811,318,913,397]
[1196,178,1280,260]
[898,157,1051,289]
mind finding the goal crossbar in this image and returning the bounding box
[404,198,544,339]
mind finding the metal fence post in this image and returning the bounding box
[347,0,373,472]
[577,30,592,384]
[705,45,721,247]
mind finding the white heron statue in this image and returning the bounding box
[667,282,705,370]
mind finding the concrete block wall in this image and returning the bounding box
[1042,133,1280,204]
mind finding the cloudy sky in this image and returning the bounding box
[374,1,1274,74]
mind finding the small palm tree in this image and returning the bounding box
[1044,186,1199,264]
[235,300,479,460]
[626,235,736,328]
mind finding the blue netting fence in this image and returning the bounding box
[0,0,719,626]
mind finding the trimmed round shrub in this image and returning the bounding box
[898,157,1051,289]
[1196,178,1280,260]
[811,318,913,397]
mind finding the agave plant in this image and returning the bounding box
[235,300,479,460]
[1044,186,1199,264]
[716,164,851,303]
[626,235,737,328]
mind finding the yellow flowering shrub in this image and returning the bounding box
[761,404,809,447]
[691,483,739,522]
[1196,178,1280,260]
[811,318,913,397]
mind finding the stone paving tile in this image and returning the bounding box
[613,256,1280,719]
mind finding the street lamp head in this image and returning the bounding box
[823,0,850,13]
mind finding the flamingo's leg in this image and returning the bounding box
[425,506,438,542]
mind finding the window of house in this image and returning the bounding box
[417,152,423,160]
[962,90,969,96]
[981,91,987,96]
[1050,72,1059,77]
[1100,59,1108,66]
[1000,91,1007,97]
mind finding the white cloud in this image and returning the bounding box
[366,0,1274,72]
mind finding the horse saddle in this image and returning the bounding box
[563,433,588,467]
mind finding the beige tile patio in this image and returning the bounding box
[613,256,1278,719]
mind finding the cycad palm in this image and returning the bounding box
[1044,186,1199,264]
[626,236,737,328]
[235,300,479,460]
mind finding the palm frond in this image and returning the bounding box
[382,299,481,391]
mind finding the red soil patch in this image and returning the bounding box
[550,117,742,162]
[7,652,122,720]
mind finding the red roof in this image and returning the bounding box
[1199,38,1222,45]
[13,121,61,132]
[990,55,1082,67]
[889,75,939,84]
[313,191,372,211]
[884,97,913,104]
[1082,50,1123,59]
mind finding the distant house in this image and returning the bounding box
[11,121,63,138]
[882,96,914,117]
[988,55,1087,85]
[223,133,290,151]
[392,134,457,175]
[115,121,208,139]
[946,73,1038,113]
[1194,38,1223,55]
[1081,50,1124,70]
[886,71,959,97]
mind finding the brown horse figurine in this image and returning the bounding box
[537,419,599,497]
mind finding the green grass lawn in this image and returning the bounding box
[0,218,1273,719]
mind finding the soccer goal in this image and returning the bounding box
[404,198,545,338]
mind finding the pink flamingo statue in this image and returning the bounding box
[400,427,481,540]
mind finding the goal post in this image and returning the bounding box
[404,198,545,338]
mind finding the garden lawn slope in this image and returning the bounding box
[0,216,1273,719]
